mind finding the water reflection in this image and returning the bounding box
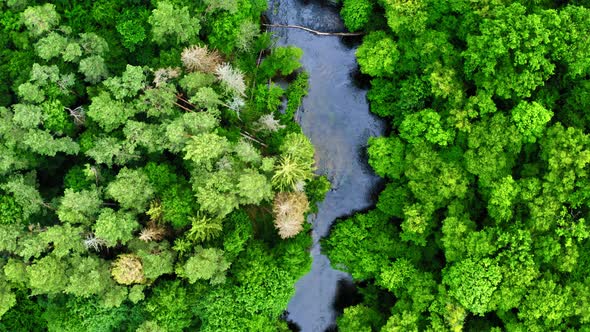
[266,0,386,331]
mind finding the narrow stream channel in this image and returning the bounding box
[266,1,387,330]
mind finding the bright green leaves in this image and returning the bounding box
[399,109,454,146]
[35,32,68,61]
[183,133,230,169]
[341,0,374,32]
[443,258,502,316]
[356,31,399,76]
[178,246,230,285]
[380,0,427,35]
[64,255,111,298]
[148,1,200,45]
[88,92,135,132]
[463,3,555,98]
[0,195,23,225]
[106,167,154,212]
[337,305,382,332]
[368,136,405,179]
[26,255,69,295]
[487,176,520,222]
[237,169,273,205]
[186,214,223,243]
[272,133,315,191]
[259,46,303,79]
[511,101,553,143]
[1,173,45,221]
[103,65,146,100]
[94,209,139,247]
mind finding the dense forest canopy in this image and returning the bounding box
[327,0,590,331]
[0,0,331,331]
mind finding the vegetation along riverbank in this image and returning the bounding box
[0,1,331,331]
[326,0,590,331]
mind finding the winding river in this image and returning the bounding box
[266,1,386,330]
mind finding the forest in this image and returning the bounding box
[326,0,590,331]
[0,0,334,331]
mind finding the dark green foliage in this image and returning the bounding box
[326,1,590,330]
[144,280,194,331]
[258,46,303,80]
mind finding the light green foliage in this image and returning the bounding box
[106,167,154,212]
[237,169,273,205]
[356,31,399,76]
[259,46,303,78]
[341,0,374,32]
[511,101,553,143]
[94,208,139,247]
[41,99,74,135]
[79,55,108,84]
[280,132,315,162]
[190,87,222,110]
[130,240,176,281]
[204,0,239,13]
[195,171,240,217]
[367,136,405,179]
[88,92,135,132]
[22,3,60,37]
[180,246,230,284]
[40,224,85,258]
[234,140,262,165]
[0,224,22,253]
[148,1,200,45]
[57,188,102,225]
[0,2,317,330]
[0,281,16,319]
[64,255,111,297]
[84,135,137,167]
[62,42,82,62]
[79,33,109,56]
[337,305,382,332]
[23,130,79,156]
[128,285,145,304]
[444,258,502,315]
[271,155,313,191]
[380,0,427,34]
[186,214,223,243]
[272,133,315,190]
[103,65,146,100]
[26,255,69,295]
[183,133,230,169]
[399,109,454,146]
[463,3,555,98]
[2,174,44,221]
[236,20,260,52]
[17,82,45,104]
[487,176,520,222]
[180,72,217,97]
[35,32,68,61]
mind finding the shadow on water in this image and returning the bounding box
[266,0,387,331]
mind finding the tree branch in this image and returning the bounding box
[263,24,364,37]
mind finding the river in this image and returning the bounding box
[266,1,387,330]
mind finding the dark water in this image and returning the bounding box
[266,1,386,331]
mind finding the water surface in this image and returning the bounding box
[267,1,386,330]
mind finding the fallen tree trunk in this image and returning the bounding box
[263,23,364,37]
